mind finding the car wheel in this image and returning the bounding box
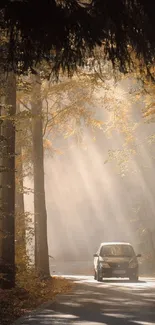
[129,275,138,282]
[96,269,102,282]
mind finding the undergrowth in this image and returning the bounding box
[0,271,72,325]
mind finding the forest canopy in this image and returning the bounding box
[0,0,155,74]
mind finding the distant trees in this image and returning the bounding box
[102,76,155,271]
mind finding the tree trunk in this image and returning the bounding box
[15,103,26,270]
[31,74,50,277]
[0,102,3,263]
[1,72,16,289]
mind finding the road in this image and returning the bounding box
[20,276,155,325]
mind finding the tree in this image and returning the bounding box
[15,103,27,271]
[0,1,155,76]
[31,73,50,277]
[1,72,16,289]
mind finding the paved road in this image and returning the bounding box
[20,276,155,325]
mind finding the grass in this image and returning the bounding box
[0,275,72,325]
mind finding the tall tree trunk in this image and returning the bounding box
[1,72,16,289]
[15,103,26,270]
[0,103,3,263]
[31,74,50,277]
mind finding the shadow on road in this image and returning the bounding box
[21,280,155,325]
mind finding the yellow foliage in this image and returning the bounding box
[0,275,72,325]
[143,108,155,118]
[43,138,52,149]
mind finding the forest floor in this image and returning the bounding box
[0,276,72,325]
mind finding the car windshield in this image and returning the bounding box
[100,244,135,257]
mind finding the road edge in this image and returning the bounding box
[12,300,54,325]
[12,278,75,325]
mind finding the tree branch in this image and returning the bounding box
[17,99,31,111]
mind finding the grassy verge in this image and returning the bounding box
[0,275,72,325]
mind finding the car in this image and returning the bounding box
[93,242,141,282]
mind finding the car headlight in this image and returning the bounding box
[129,261,138,268]
[99,262,110,268]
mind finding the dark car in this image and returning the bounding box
[93,242,141,282]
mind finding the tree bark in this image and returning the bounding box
[1,72,16,289]
[15,103,26,269]
[0,102,3,263]
[31,74,50,277]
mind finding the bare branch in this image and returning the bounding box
[43,98,49,137]
[17,99,31,111]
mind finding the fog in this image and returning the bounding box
[24,78,155,273]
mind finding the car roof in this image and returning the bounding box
[100,242,132,247]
